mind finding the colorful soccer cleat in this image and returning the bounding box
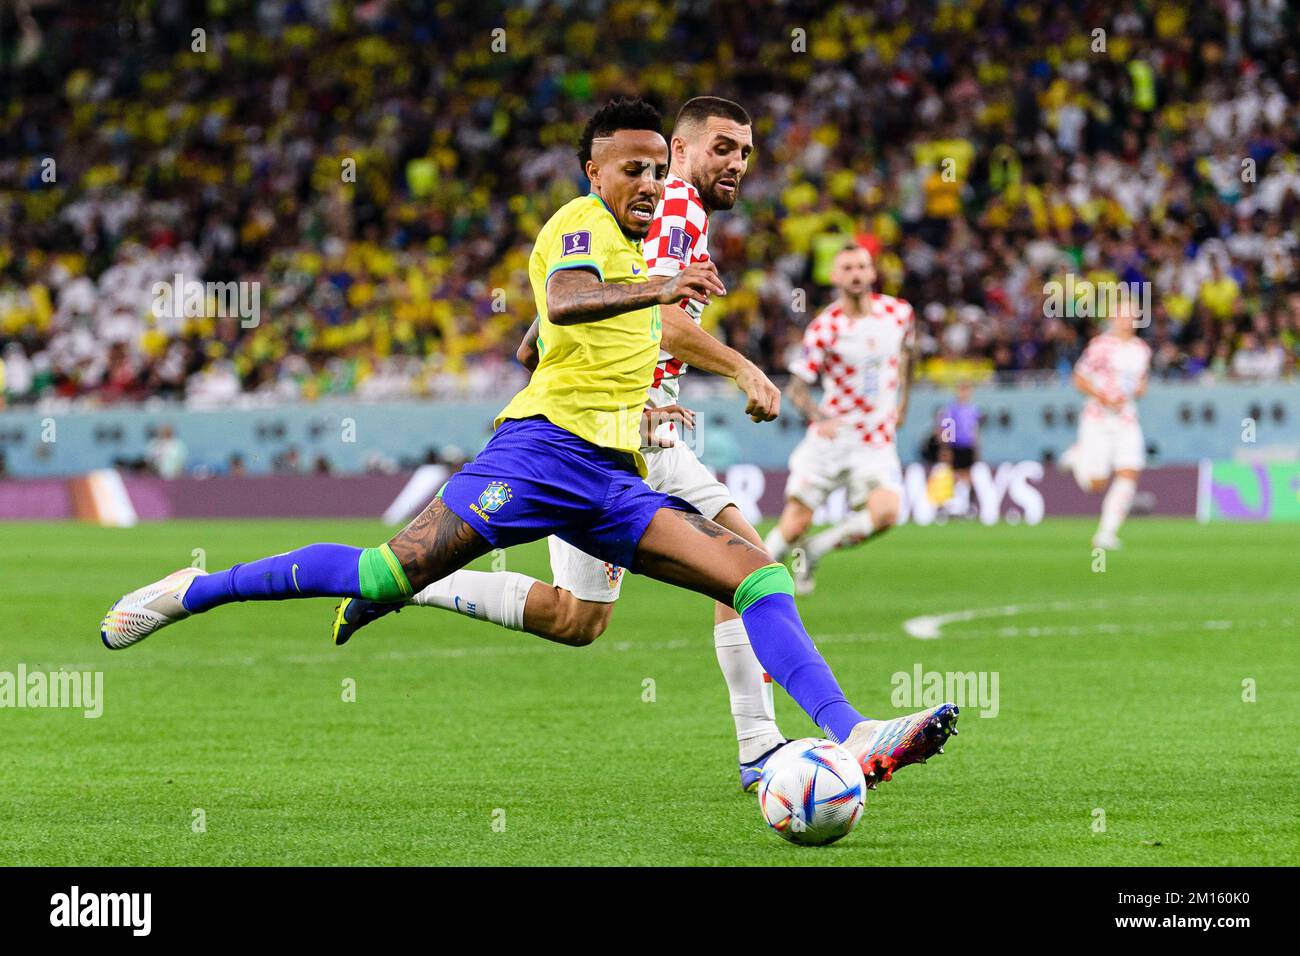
[100,567,206,649]
[842,703,960,787]
[739,739,791,793]
[332,596,404,646]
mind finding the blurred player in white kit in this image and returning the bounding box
[1062,307,1151,550]
[764,245,915,595]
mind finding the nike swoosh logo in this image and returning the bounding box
[291,564,301,592]
[631,267,641,274]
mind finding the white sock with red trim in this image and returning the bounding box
[714,618,784,763]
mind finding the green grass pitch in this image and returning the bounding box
[1,517,1296,866]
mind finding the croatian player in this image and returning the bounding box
[334,97,793,791]
[1062,307,1151,550]
[764,245,915,595]
[102,99,957,788]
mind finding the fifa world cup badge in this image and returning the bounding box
[666,226,690,262]
[561,231,591,256]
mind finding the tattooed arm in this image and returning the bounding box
[516,317,541,372]
[546,261,726,326]
[787,376,825,423]
[788,375,843,439]
[661,305,779,422]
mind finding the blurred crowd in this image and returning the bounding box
[2,0,1299,411]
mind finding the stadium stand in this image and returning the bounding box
[1,0,1297,417]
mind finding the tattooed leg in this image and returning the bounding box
[631,508,771,606]
[388,497,495,592]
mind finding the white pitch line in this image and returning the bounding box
[73,627,902,673]
[904,606,1296,642]
[902,600,1110,639]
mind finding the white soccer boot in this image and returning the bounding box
[101,567,206,649]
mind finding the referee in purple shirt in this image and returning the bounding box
[938,382,980,516]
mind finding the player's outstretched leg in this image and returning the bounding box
[102,499,492,649]
[102,542,385,649]
[633,508,957,786]
[793,488,900,596]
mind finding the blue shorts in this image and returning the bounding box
[439,416,695,569]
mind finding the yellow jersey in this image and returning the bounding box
[496,193,663,472]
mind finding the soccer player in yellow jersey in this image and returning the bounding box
[102,99,958,789]
[341,97,794,793]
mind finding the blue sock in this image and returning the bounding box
[739,592,868,743]
[183,544,364,613]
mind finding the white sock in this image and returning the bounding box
[411,570,535,631]
[763,525,793,563]
[805,510,876,565]
[714,618,784,762]
[1098,476,1137,539]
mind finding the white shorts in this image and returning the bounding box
[786,433,903,511]
[548,442,735,603]
[1074,413,1145,483]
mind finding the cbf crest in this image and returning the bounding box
[478,481,513,514]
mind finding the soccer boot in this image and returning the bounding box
[842,703,959,787]
[1091,531,1122,550]
[332,596,404,646]
[739,739,791,793]
[101,567,206,649]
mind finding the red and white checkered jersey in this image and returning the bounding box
[643,174,710,407]
[789,293,915,447]
[1075,333,1150,423]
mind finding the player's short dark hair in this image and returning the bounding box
[673,96,752,135]
[577,97,664,171]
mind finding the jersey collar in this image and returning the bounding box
[587,192,641,246]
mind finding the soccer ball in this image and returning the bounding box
[758,738,866,846]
